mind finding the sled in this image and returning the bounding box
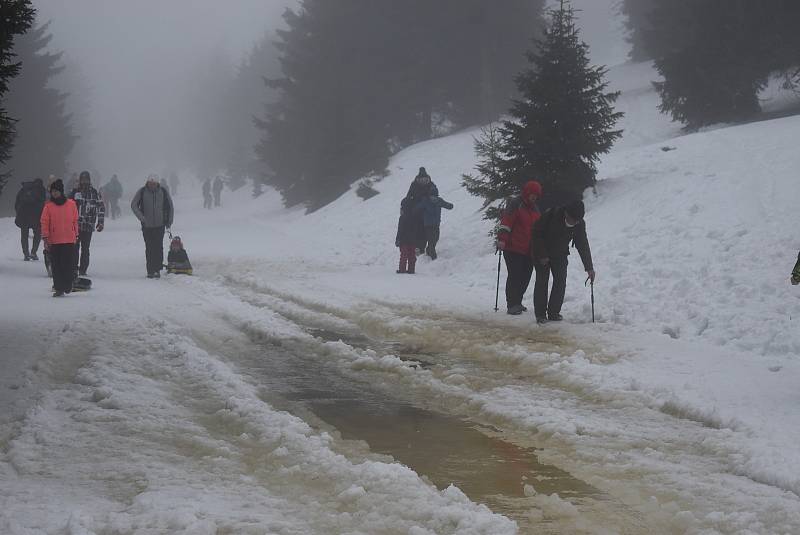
[166,262,193,275]
[71,276,92,292]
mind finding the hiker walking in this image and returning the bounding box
[169,172,180,197]
[103,174,123,220]
[202,178,213,209]
[496,180,542,315]
[213,176,224,207]
[395,197,417,274]
[70,171,105,276]
[531,200,595,324]
[40,179,78,297]
[131,174,174,279]
[416,193,453,260]
[14,178,46,261]
[405,167,438,254]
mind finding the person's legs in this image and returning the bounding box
[405,245,417,273]
[533,262,552,319]
[143,226,166,275]
[398,245,410,273]
[547,256,569,318]
[20,227,30,259]
[504,251,527,309]
[31,225,41,258]
[77,231,93,275]
[50,244,72,292]
[425,226,439,259]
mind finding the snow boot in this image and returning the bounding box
[547,313,563,322]
[507,304,524,315]
[536,316,548,324]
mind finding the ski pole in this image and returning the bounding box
[494,249,502,312]
[585,276,595,323]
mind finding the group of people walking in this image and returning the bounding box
[394,168,596,324]
[202,176,225,209]
[14,171,175,296]
[395,167,454,273]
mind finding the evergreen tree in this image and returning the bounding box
[501,1,623,205]
[620,0,657,61]
[644,0,795,129]
[0,0,35,198]
[2,21,75,214]
[461,125,509,220]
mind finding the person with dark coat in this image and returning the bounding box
[40,180,79,297]
[203,178,213,209]
[496,180,542,315]
[416,194,453,260]
[131,174,174,278]
[70,171,105,276]
[531,200,595,324]
[14,178,47,261]
[213,176,224,207]
[395,197,417,274]
[791,252,800,285]
[103,174,123,220]
[405,167,438,254]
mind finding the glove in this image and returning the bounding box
[587,270,596,283]
[495,239,506,251]
[395,239,400,247]
[539,256,550,266]
[96,223,104,232]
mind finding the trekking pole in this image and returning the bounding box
[585,276,595,323]
[494,249,502,312]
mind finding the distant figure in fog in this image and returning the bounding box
[213,176,224,207]
[40,179,78,297]
[405,167,438,255]
[395,197,417,274]
[169,172,179,196]
[203,178,213,209]
[792,252,800,285]
[131,174,174,279]
[14,178,47,261]
[103,174,123,220]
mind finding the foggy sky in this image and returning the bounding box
[32,0,627,185]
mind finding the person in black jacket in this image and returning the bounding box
[531,200,595,324]
[14,178,47,261]
[405,167,438,254]
[395,197,417,274]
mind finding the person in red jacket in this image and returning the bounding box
[40,179,79,297]
[496,180,542,315]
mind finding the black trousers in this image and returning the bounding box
[20,225,41,257]
[50,243,75,292]
[534,256,569,318]
[424,225,440,258]
[142,226,165,274]
[75,230,93,274]
[204,194,212,209]
[503,251,534,308]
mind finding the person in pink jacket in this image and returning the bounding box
[40,179,79,297]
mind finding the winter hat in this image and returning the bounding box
[146,174,159,184]
[79,170,91,182]
[565,200,585,221]
[49,179,64,194]
[522,180,543,199]
[416,167,429,179]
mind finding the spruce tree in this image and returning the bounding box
[2,21,75,214]
[501,1,622,205]
[620,0,657,61]
[461,125,510,221]
[0,0,35,198]
[646,0,774,129]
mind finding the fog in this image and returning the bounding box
[30,0,625,188]
[33,0,296,185]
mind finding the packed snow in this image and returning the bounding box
[2,61,800,533]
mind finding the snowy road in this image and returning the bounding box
[3,212,799,535]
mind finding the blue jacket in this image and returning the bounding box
[416,195,453,227]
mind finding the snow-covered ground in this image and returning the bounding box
[2,62,800,534]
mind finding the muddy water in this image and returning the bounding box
[189,319,650,534]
